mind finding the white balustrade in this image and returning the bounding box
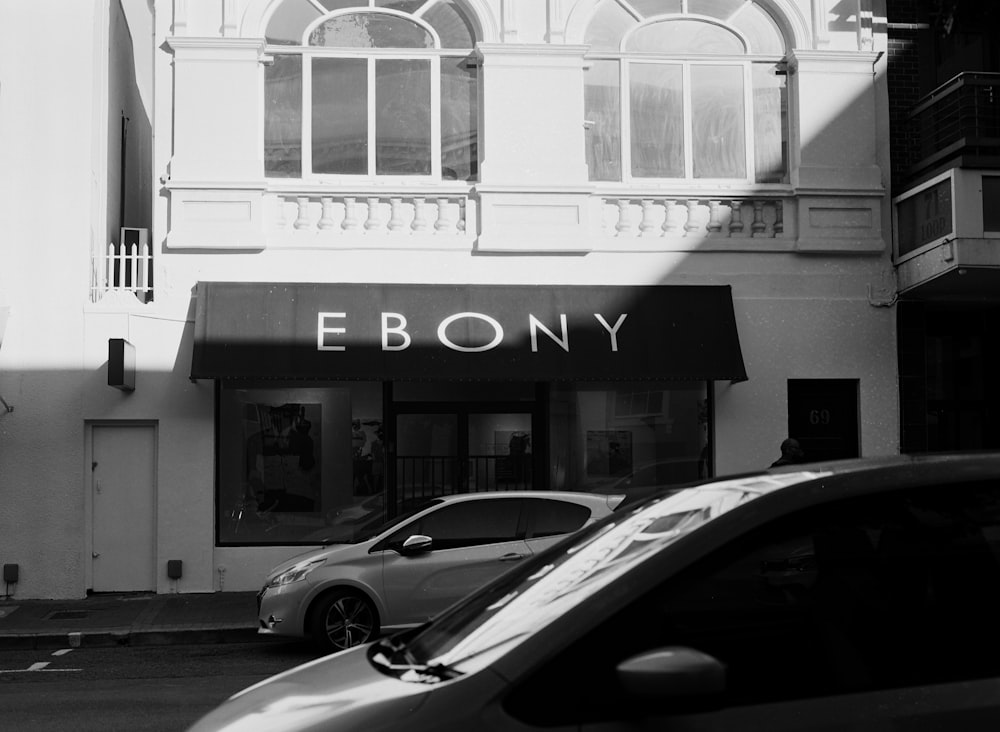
[604,197,787,239]
[271,192,470,237]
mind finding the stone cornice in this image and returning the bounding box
[789,49,881,74]
[166,36,266,59]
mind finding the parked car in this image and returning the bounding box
[256,490,625,651]
[193,453,1000,732]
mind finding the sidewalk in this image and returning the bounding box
[0,591,259,650]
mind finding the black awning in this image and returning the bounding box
[191,282,747,382]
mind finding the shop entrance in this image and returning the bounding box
[390,403,539,509]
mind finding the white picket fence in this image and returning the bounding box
[91,238,153,303]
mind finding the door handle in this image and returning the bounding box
[499,553,524,562]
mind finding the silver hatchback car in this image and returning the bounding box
[256,491,624,651]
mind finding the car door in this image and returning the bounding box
[502,481,1000,731]
[379,498,530,626]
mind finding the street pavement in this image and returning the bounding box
[0,591,258,650]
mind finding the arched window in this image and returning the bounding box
[584,0,788,184]
[263,0,479,180]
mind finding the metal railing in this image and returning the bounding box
[394,454,533,507]
[908,72,1000,174]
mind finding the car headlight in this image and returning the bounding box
[265,558,326,588]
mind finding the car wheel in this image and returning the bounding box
[310,590,379,652]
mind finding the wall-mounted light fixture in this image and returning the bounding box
[167,560,183,580]
[108,338,136,392]
[3,563,18,598]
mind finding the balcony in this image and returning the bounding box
[907,72,1000,182]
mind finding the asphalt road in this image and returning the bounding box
[0,639,324,731]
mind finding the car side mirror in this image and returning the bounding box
[400,534,433,555]
[617,647,726,701]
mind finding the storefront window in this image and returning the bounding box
[548,381,710,495]
[218,382,384,545]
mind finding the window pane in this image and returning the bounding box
[753,63,787,183]
[397,413,458,502]
[548,381,710,493]
[313,57,368,175]
[628,0,682,18]
[585,60,621,181]
[417,499,523,549]
[694,0,747,22]
[525,499,590,539]
[425,0,478,48]
[692,64,745,178]
[376,58,432,175]
[265,55,303,177]
[630,63,683,178]
[217,382,383,545]
[985,177,1000,231]
[628,19,745,54]
[733,4,786,55]
[319,0,362,11]
[266,0,323,45]
[441,56,478,180]
[376,0,427,12]
[309,12,435,47]
[584,0,636,52]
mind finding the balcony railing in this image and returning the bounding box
[908,72,1000,176]
[269,190,472,238]
[90,229,153,304]
[600,196,785,239]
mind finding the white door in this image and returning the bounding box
[91,424,156,592]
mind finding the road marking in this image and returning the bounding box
[0,662,82,674]
[0,653,82,674]
[0,668,83,673]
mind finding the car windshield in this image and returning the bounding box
[385,472,828,677]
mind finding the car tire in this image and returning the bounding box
[309,590,379,653]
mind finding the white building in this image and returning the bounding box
[0,0,897,600]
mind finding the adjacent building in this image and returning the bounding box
[888,0,1000,453]
[1,0,898,599]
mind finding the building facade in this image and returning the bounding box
[888,0,1000,453]
[1,0,898,599]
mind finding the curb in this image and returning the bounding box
[0,625,259,651]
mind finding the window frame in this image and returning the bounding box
[585,5,789,186]
[263,4,478,183]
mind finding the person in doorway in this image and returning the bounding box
[770,438,806,467]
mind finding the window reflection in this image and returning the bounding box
[263,1,479,180]
[584,2,787,183]
[218,383,383,545]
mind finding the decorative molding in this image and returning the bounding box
[166,36,264,61]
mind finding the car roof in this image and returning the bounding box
[672,451,1000,509]
[432,490,620,504]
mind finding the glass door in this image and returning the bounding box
[392,404,538,512]
[466,412,533,491]
[395,412,459,508]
